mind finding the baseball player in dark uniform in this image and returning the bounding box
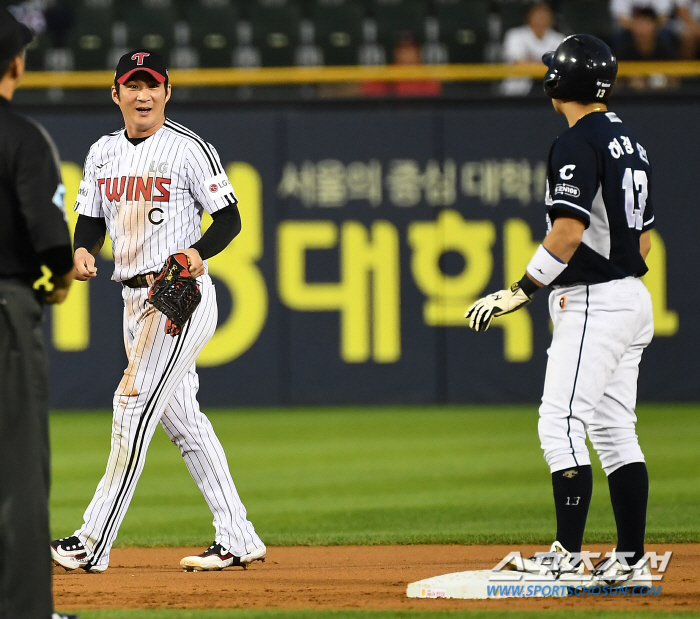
[466,34,654,587]
[0,8,77,619]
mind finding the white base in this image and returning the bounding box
[407,570,585,599]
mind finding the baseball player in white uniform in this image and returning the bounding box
[50,50,265,573]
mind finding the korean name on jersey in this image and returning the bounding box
[74,120,237,282]
[544,111,654,287]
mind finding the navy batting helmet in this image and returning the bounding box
[542,34,617,103]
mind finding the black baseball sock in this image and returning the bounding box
[551,465,593,553]
[608,462,648,566]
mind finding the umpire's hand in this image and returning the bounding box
[44,270,74,304]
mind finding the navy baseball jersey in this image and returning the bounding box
[545,111,653,286]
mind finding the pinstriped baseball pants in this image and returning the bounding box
[74,275,263,570]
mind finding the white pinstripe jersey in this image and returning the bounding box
[74,118,237,282]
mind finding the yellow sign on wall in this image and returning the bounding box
[52,160,678,367]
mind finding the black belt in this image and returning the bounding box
[121,273,156,288]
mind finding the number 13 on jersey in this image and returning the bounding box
[622,167,648,230]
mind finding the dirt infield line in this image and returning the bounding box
[53,544,699,611]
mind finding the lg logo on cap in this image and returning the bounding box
[131,52,150,66]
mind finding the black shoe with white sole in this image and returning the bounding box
[50,536,106,573]
[180,542,267,571]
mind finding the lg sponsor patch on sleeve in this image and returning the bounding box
[204,173,234,197]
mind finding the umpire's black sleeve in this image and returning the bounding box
[15,120,72,254]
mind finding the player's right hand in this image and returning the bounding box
[74,247,98,281]
[465,282,532,332]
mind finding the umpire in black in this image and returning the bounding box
[0,9,76,619]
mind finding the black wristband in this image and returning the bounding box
[518,273,540,298]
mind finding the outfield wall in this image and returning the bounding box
[31,100,693,407]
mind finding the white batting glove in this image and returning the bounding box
[465,281,532,332]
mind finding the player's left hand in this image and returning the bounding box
[176,248,204,278]
[465,282,532,332]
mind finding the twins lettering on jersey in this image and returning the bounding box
[97,176,171,225]
[98,176,171,203]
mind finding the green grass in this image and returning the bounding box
[67,612,700,619]
[49,405,700,547]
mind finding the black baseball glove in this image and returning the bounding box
[148,253,201,336]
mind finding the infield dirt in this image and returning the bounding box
[53,544,699,611]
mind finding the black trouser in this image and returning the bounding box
[0,281,52,619]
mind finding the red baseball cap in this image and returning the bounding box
[115,49,168,84]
